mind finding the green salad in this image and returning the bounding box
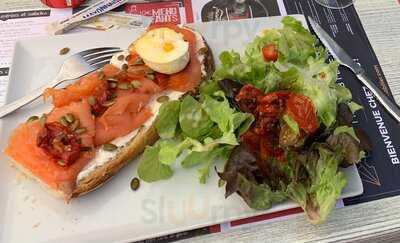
[137,90,254,184]
[214,16,361,128]
[137,16,370,224]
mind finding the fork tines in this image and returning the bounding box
[79,47,123,68]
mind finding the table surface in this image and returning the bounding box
[180,0,400,242]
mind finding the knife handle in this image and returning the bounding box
[357,71,400,123]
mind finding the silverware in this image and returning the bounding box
[0,47,122,118]
[49,0,128,35]
[307,16,400,123]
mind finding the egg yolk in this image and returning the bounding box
[163,42,175,52]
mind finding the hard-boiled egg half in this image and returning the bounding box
[132,27,190,75]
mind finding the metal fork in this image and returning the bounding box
[0,47,122,118]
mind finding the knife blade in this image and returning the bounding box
[307,16,400,123]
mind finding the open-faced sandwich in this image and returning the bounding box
[5,24,214,201]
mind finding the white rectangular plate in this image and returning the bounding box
[0,15,363,243]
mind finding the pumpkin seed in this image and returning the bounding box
[80,147,92,152]
[130,177,140,191]
[133,58,144,65]
[117,55,124,61]
[122,63,128,71]
[52,141,63,152]
[27,116,39,123]
[59,116,69,126]
[75,127,87,134]
[125,54,131,62]
[52,133,65,143]
[59,47,70,55]
[102,143,118,151]
[65,113,75,123]
[65,145,72,152]
[39,114,47,127]
[97,71,105,80]
[108,80,118,89]
[109,92,117,99]
[156,95,169,103]
[218,179,225,188]
[145,74,155,80]
[70,119,80,131]
[57,160,67,166]
[146,69,155,74]
[107,77,118,82]
[102,99,116,107]
[117,82,131,90]
[130,80,142,89]
[87,96,97,106]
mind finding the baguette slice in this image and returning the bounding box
[7,27,214,202]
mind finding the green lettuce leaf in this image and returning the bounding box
[179,95,214,139]
[190,146,232,184]
[336,85,352,104]
[282,114,299,135]
[237,174,287,210]
[202,91,234,133]
[348,101,363,113]
[155,100,181,139]
[159,139,192,165]
[199,79,222,96]
[286,145,347,224]
[285,182,307,209]
[278,16,317,64]
[333,126,360,142]
[232,112,255,136]
[181,151,212,169]
[307,146,347,224]
[202,90,254,137]
[328,127,363,164]
[137,143,173,182]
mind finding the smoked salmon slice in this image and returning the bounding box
[47,100,96,147]
[5,100,95,194]
[44,72,108,108]
[115,78,161,98]
[95,108,152,146]
[102,64,121,77]
[95,93,153,145]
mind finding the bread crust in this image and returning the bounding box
[72,125,158,199]
[71,30,215,199]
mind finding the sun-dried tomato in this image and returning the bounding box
[37,122,81,166]
[257,91,289,115]
[241,130,261,152]
[236,85,318,162]
[235,85,264,113]
[286,94,319,134]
